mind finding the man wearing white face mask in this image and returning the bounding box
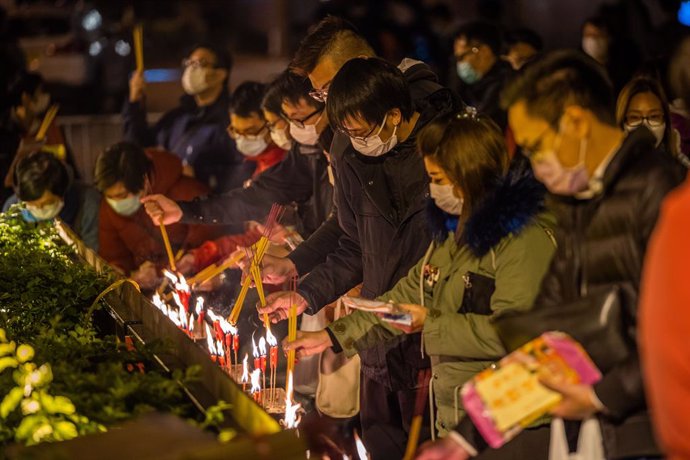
[227,81,286,180]
[123,44,248,193]
[94,142,223,289]
[428,49,683,460]
[2,150,100,251]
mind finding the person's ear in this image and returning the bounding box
[208,68,228,87]
[561,105,591,140]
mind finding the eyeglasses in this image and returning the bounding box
[227,122,267,139]
[624,113,664,128]
[341,120,380,142]
[266,117,288,132]
[286,107,324,129]
[182,58,213,69]
[308,81,332,103]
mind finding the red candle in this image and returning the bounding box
[233,334,239,351]
[213,322,223,342]
[254,357,261,370]
[270,346,278,368]
[225,334,232,349]
[260,355,267,372]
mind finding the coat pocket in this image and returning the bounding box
[458,271,495,316]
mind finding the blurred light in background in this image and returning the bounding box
[89,40,103,56]
[115,40,131,57]
[680,1,690,26]
[143,69,182,83]
[82,9,103,32]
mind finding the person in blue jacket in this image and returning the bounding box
[123,44,249,193]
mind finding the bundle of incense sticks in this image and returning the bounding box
[133,24,144,72]
[35,104,59,141]
[286,276,298,377]
[403,368,432,460]
[227,204,285,325]
[187,251,245,286]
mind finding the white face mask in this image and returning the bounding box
[107,193,142,216]
[289,111,324,146]
[270,127,293,150]
[350,114,399,157]
[25,200,64,221]
[429,183,463,215]
[235,134,268,157]
[582,36,608,62]
[624,121,666,148]
[181,66,210,95]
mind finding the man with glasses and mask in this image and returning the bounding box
[227,81,286,182]
[123,44,247,193]
[142,71,334,247]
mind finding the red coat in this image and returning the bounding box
[98,149,224,273]
[640,176,690,460]
[245,144,286,178]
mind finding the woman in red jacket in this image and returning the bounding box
[94,142,223,288]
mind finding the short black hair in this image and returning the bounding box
[94,142,153,194]
[230,81,267,119]
[15,151,69,201]
[504,28,543,52]
[190,42,233,73]
[290,15,374,75]
[327,57,413,133]
[500,49,615,128]
[454,21,502,56]
[9,72,44,106]
[262,70,323,115]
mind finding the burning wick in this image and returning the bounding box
[205,323,218,362]
[250,369,262,402]
[241,354,249,392]
[354,431,370,460]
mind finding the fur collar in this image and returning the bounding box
[427,157,547,257]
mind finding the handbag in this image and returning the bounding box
[492,284,636,373]
[315,297,361,418]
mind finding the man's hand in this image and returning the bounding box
[540,374,601,420]
[282,330,333,358]
[129,70,146,103]
[141,194,183,225]
[176,253,196,276]
[259,253,298,284]
[384,303,428,334]
[130,261,158,290]
[247,221,290,246]
[258,291,308,323]
[416,437,470,460]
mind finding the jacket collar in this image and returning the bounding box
[458,156,547,257]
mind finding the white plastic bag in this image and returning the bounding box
[549,417,605,460]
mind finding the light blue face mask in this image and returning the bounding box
[457,61,481,85]
[106,193,142,216]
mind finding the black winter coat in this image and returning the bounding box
[177,130,334,239]
[455,127,683,459]
[295,61,458,390]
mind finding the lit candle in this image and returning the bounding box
[241,354,249,392]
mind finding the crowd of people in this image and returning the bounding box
[1,7,690,460]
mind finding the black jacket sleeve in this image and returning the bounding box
[177,146,315,227]
[287,211,342,276]
[122,100,156,147]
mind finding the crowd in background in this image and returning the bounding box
[1,1,690,459]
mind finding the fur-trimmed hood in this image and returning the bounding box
[428,156,547,257]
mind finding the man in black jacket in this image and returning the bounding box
[448,22,513,130]
[419,50,682,460]
[261,57,456,458]
[142,71,333,242]
[124,45,248,192]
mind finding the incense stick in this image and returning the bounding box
[159,223,176,271]
[35,104,59,141]
[403,369,432,460]
[133,24,144,72]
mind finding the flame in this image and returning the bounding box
[252,334,259,358]
[208,309,237,336]
[216,339,225,358]
[172,292,188,329]
[195,296,204,315]
[258,337,267,356]
[283,371,301,429]
[241,354,249,383]
[152,293,167,314]
[163,269,178,284]
[250,369,262,394]
[354,431,370,460]
[265,327,278,347]
[175,272,189,292]
[205,323,217,355]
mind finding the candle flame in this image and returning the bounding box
[283,371,301,429]
[354,431,370,460]
[241,354,249,383]
[216,339,225,357]
[175,272,189,292]
[252,334,259,358]
[250,369,262,394]
[205,323,217,355]
[195,296,204,315]
[265,327,278,347]
[163,269,178,284]
[259,336,267,356]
